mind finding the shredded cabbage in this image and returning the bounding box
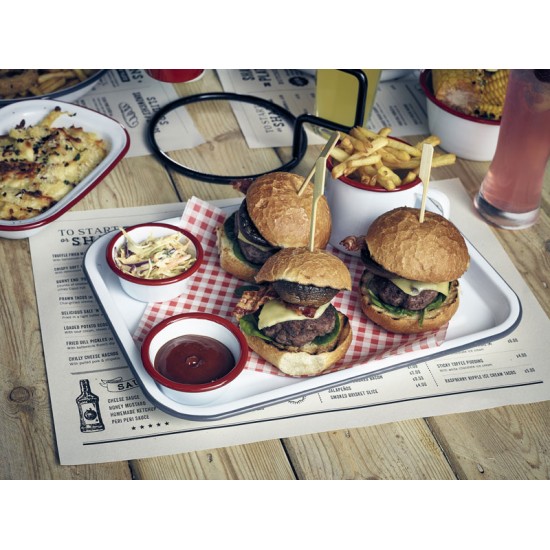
[115,228,196,280]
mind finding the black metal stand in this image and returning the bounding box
[147,70,368,184]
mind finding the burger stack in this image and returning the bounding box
[345,207,470,334]
[216,172,331,282]
[233,247,353,377]
[216,171,470,377]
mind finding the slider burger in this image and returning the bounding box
[233,247,353,376]
[217,172,332,282]
[342,207,469,334]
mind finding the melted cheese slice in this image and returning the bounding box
[258,299,330,330]
[390,278,450,297]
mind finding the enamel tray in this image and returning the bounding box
[83,202,522,421]
[0,99,130,239]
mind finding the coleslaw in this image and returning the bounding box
[115,229,197,280]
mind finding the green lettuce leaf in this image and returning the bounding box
[367,288,447,328]
[224,213,261,269]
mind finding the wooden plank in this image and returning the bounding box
[2,74,548,480]
[130,440,295,480]
[77,156,180,210]
[427,403,550,479]
[283,419,456,479]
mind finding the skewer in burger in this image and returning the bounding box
[233,247,353,376]
[342,207,470,334]
[217,172,332,282]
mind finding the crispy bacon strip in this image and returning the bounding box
[233,285,277,320]
[231,178,255,194]
[339,235,364,252]
[233,284,320,321]
[291,304,317,318]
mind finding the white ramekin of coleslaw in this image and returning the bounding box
[106,222,204,303]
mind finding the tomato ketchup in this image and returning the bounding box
[154,335,235,385]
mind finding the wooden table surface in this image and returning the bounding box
[1,70,549,480]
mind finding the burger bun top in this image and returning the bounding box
[255,247,352,291]
[365,207,469,283]
[246,172,331,249]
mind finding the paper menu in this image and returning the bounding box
[216,69,324,148]
[29,179,550,465]
[75,69,204,157]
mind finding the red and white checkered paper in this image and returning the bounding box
[133,197,447,377]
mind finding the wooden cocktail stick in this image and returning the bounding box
[297,131,340,196]
[418,143,434,223]
[308,157,327,251]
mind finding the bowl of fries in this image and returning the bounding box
[0,69,107,106]
[420,69,501,161]
[325,126,453,255]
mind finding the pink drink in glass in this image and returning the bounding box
[474,69,550,229]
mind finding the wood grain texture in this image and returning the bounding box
[427,403,550,479]
[130,440,296,480]
[77,156,181,210]
[283,419,456,479]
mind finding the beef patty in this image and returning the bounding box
[369,275,439,310]
[234,202,278,264]
[262,304,337,347]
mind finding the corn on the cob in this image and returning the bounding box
[474,102,504,119]
[430,69,509,120]
[432,69,480,96]
[475,69,510,119]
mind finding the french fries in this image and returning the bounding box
[0,69,100,99]
[329,126,456,190]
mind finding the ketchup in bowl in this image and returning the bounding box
[154,334,235,385]
[141,312,248,405]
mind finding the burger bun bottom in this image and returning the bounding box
[244,312,352,377]
[216,222,259,283]
[360,279,460,334]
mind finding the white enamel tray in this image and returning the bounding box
[83,203,522,421]
[0,99,129,239]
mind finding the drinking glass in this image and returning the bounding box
[474,69,550,229]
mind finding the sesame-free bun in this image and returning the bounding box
[216,222,259,283]
[360,275,460,334]
[366,207,469,283]
[246,172,331,249]
[244,312,352,376]
[255,247,352,291]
